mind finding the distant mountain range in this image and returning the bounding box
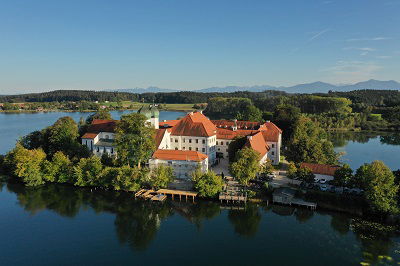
[108,79,400,94]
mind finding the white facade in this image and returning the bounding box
[82,131,116,157]
[149,157,208,180]
[168,135,217,164]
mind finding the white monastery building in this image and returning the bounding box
[82,105,282,179]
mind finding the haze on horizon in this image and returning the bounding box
[0,0,399,94]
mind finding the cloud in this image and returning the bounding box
[346,37,391,42]
[343,47,376,52]
[308,29,330,42]
[376,55,392,59]
[321,60,382,83]
[291,28,330,53]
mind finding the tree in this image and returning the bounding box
[286,117,338,165]
[85,110,112,124]
[115,113,156,167]
[355,161,398,214]
[111,166,146,191]
[236,105,262,122]
[227,136,247,162]
[47,117,79,156]
[287,162,298,179]
[51,151,74,183]
[148,165,174,190]
[333,164,353,187]
[192,170,224,198]
[260,160,274,176]
[296,166,315,183]
[74,156,103,187]
[273,104,301,141]
[4,144,47,186]
[229,148,260,185]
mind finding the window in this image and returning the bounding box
[272,144,275,148]
[189,139,192,143]
[196,139,198,144]
[111,148,114,154]
[196,148,198,151]
[218,148,220,151]
[202,148,205,152]
[170,138,173,142]
[202,139,205,144]
[175,147,178,150]
[189,147,192,151]
[183,147,186,150]
[272,151,275,155]
[216,141,219,145]
[183,138,185,143]
[175,139,178,143]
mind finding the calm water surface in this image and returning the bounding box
[0,182,399,266]
[330,132,400,170]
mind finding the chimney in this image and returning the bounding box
[247,136,252,140]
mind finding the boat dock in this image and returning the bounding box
[219,192,247,204]
[135,188,198,202]
[272,187,317,210]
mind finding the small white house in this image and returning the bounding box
[300,163,340,183]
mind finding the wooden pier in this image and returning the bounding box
[157,189,198,202]
[272,187,317,210]
[219,192,247,204]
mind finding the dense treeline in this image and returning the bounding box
[0,90,139,103]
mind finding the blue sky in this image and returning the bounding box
[0,0,399,93]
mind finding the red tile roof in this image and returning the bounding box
[88,119,117,133]
[82,133,99,139]
[152,149,208,162]
[155,128,167,148]
[300,163,340,176]
[170,112,216,137]
[212,120,262,130]
[159,120,180,128]
[264,121,283,133]
[216,128,259,140]
[244,132,270,158]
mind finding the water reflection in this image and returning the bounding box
[329,131,400,148]
[3,182,399,263]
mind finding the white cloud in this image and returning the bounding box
[321,60,382,83]
[343,47,376,52]
[376,55,392,59]
[346,37,391,42]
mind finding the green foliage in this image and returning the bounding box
[109,166,145,191]
[229,148,260,185]
[204,97,254,119]
[273,104,301,140]
[73,156,104,187]
[286,117,338,164]
[355,161,399,214]
[4,144,47,186]
[51,152,74,183]
[235,105,262,122]
[296,167,315,183]
[116,113,156,167]
[148,165,174,190]
[260,160,274,175]
[227,136,247,162]
[333,164,353,187]
[85,110,112,124]
[287,162,298,179]
[192,170,224,198]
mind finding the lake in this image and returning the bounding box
[0,182,399,266]
[1,112,400,265]
[330,131,400,171]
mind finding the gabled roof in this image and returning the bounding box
[244,131,270,158]
[89,119,117,133]
[212,120,262,130]
[159,120,180,128]
[82,133,98,139]
[155,128,168,148]
[300,163,340,176]
[152,149,208,162]
[216,128,259,140]
[170,112,216,137]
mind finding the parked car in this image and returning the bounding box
[319,184,329,191]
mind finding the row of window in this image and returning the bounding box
[174,147,206,152]
[216,141,230,146]
[96,147,114,154]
